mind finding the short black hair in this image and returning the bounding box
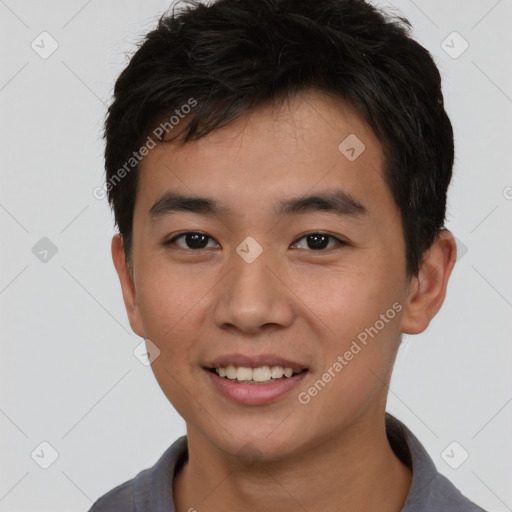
[104,0,454,276]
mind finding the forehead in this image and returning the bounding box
[135,90,391,220]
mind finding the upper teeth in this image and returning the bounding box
[216,365,295,381]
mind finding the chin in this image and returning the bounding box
[200,418,309,463]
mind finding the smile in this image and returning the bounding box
[204,355,309,404]
[209,365,307,384]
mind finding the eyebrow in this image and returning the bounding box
[149,189,367,219]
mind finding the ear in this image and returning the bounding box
[111,233,145,337]
[400,229,457,335]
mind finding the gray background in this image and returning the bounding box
[1,0,511,510]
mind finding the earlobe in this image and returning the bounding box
[400,230,457,335]
[111,234,145,337]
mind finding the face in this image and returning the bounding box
[115,90,417,460]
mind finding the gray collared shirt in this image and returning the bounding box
[88,413,486,511]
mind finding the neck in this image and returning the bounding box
[173,412,412,512]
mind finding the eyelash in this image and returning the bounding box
[163,231,348,252]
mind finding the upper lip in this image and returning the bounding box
[205,354,308,373]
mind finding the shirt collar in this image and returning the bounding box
[132,413,446,512]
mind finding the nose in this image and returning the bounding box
[213,247,295,335]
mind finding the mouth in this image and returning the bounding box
[203,355,309,405]
[207,365,308,384]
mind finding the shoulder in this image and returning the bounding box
[87,436,188,512]
[422,472,487,511]
[88,479,135,512]
[385,414,487,512]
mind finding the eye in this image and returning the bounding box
[164,232,346,251]
[291,232,346,251]
[164,232,219,250]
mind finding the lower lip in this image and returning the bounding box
[205,370,308,405]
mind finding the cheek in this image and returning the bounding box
[288,261,403,338]
[135,258,210,337]
[288,260,404,407]
[294,278,403,433]
[134,263,210,415]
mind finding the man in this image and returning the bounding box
[90,0,486,510]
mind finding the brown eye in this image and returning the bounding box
[165,232,219,250]
[292,233,345,251]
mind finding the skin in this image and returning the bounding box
[112,89,457,512]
